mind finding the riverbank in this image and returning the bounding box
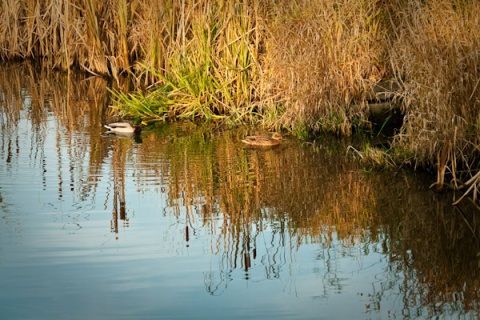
[1,0,479,203]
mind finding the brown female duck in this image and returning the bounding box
[241,132,283,147]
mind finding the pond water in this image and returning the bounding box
[1,63,480,320]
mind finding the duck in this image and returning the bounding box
[104,122,142,135]
[241,132,283,146]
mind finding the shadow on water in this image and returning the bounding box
[1,62,480,319]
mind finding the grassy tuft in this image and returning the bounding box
[112,1,266,124]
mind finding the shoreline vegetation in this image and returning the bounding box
[1,0,480,204]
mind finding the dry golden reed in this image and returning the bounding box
[264,0,388,135]
[389,0,480,197]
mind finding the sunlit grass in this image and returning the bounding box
[111,1,264,124]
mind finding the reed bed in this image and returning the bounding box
[264,0,388,135]
[0,0,384,128]
[389,1,480,199]
[2,0,480,202]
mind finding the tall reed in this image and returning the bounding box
[264,0,388,134]
[0,0,24,59]
[389,0,480,194]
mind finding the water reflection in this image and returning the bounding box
[0,62,480,319]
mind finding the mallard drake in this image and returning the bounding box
[104,122,142,135]
[241,132,283,146]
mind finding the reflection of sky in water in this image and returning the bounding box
[0,93,478,319]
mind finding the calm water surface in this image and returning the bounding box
[1,64,480,319]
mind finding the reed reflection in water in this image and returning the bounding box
[0,63,480,319]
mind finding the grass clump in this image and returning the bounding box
[112,1,265,125]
